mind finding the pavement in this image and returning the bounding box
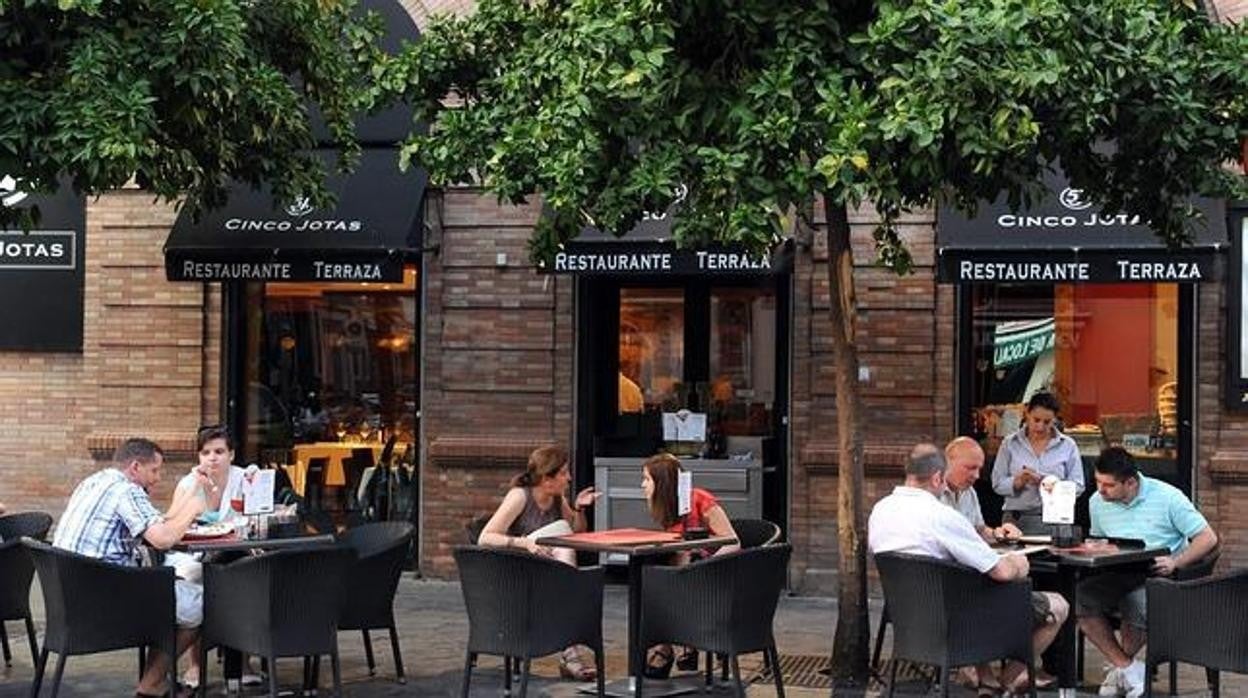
[0,574,1239,697]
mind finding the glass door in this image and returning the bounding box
[229,267,421,530]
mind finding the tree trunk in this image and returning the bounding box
[824,198,870,686]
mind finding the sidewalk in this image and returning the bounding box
[0,576,1238,696]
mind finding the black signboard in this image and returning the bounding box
[1224,204,1248,410]
[937,168,1226,284]
[544,240,792,276]
[938,248,1220,284]
[164,148,426,282]
[0,178,85,351]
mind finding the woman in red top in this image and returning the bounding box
[640,453,739,677]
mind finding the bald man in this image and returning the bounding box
[943,436,1022,544]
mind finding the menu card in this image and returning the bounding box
[663,410,707,442]
[1041,477,1077,524]
[242,468,275,515]
[677,470,692,515]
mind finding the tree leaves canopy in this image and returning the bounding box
[392,0,1248,271]
[1,0,387,226]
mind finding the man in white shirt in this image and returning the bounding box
[869,443,1069,693]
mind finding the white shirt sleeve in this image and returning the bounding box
[936,506,1001,573]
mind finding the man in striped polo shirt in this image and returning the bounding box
[1078,446,1219,698]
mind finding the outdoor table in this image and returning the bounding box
[175,531,337,691]
[538,528,738,697]
[1002,537,1168,698]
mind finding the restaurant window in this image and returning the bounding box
[966,283,1188,517]
[236,266,420,525]
[619,288,684,413]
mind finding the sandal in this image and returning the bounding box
[676,646,699,672]
[560,646,598,682]
[643,644,674,680]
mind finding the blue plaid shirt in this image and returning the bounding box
[52,468,163,566]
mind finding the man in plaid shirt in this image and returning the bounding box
[54,437,210,697]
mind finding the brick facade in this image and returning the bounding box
[0,189,222,516]
[3,186,1248,593]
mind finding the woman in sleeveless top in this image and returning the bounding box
[478,445,602,680]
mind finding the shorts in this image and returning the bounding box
[1031,591,1054,626]
[175,579,203,629]
[1076,571,1147,629]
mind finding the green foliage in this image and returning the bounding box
[390,0,1248,270]
[0,0,387,226]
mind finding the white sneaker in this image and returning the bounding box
[1098,665,1124,696]
[1119,660,1147,698]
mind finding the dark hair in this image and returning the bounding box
[905,443,946,479]
[112,438,163,468]
[1095,446,1139,482]
[1026,391,1061,414]
[643,453,683,528]
[510,445,569,488]
[195,424,234,452]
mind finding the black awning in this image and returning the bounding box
[164,148,426,282]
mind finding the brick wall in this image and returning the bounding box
[0,190,220,523]
[789,202,952,593]
[418,188,575,575]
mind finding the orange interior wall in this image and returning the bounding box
[1064,284,1154,424]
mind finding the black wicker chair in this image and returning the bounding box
[336,522,414,683]
[874,552,1037,698]
[198,545,355,698]
[23,539,177,697]
[730,519,781,549]
[1075,546,1221,693]
[1145,569,1248,698]
[0,513,52,668]
[639,544,792,698]
[454,545,606,698]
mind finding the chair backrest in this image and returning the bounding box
[204,544,355,658]
[1148,569,1248,673]
[23,539,176,657]
[337,522,414,627]
[874,552,1032,668]
[642,543,791,653]
[0,514,52,620]
[0,512,53,542]
[350,448,377,470]
[464,515,491,545]
[453,545,604,658]
[378,435,398,466]
[731,518,781,548]
[306,456,329,482]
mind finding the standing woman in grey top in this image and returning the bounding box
[991,392,1084,534]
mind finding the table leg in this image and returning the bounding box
[629,555,644,695]
[1053,566,1079,691]
[224,647,242,692]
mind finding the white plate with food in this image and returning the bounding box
[183,522,234,540]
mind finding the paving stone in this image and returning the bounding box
[0,578,1239,697]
